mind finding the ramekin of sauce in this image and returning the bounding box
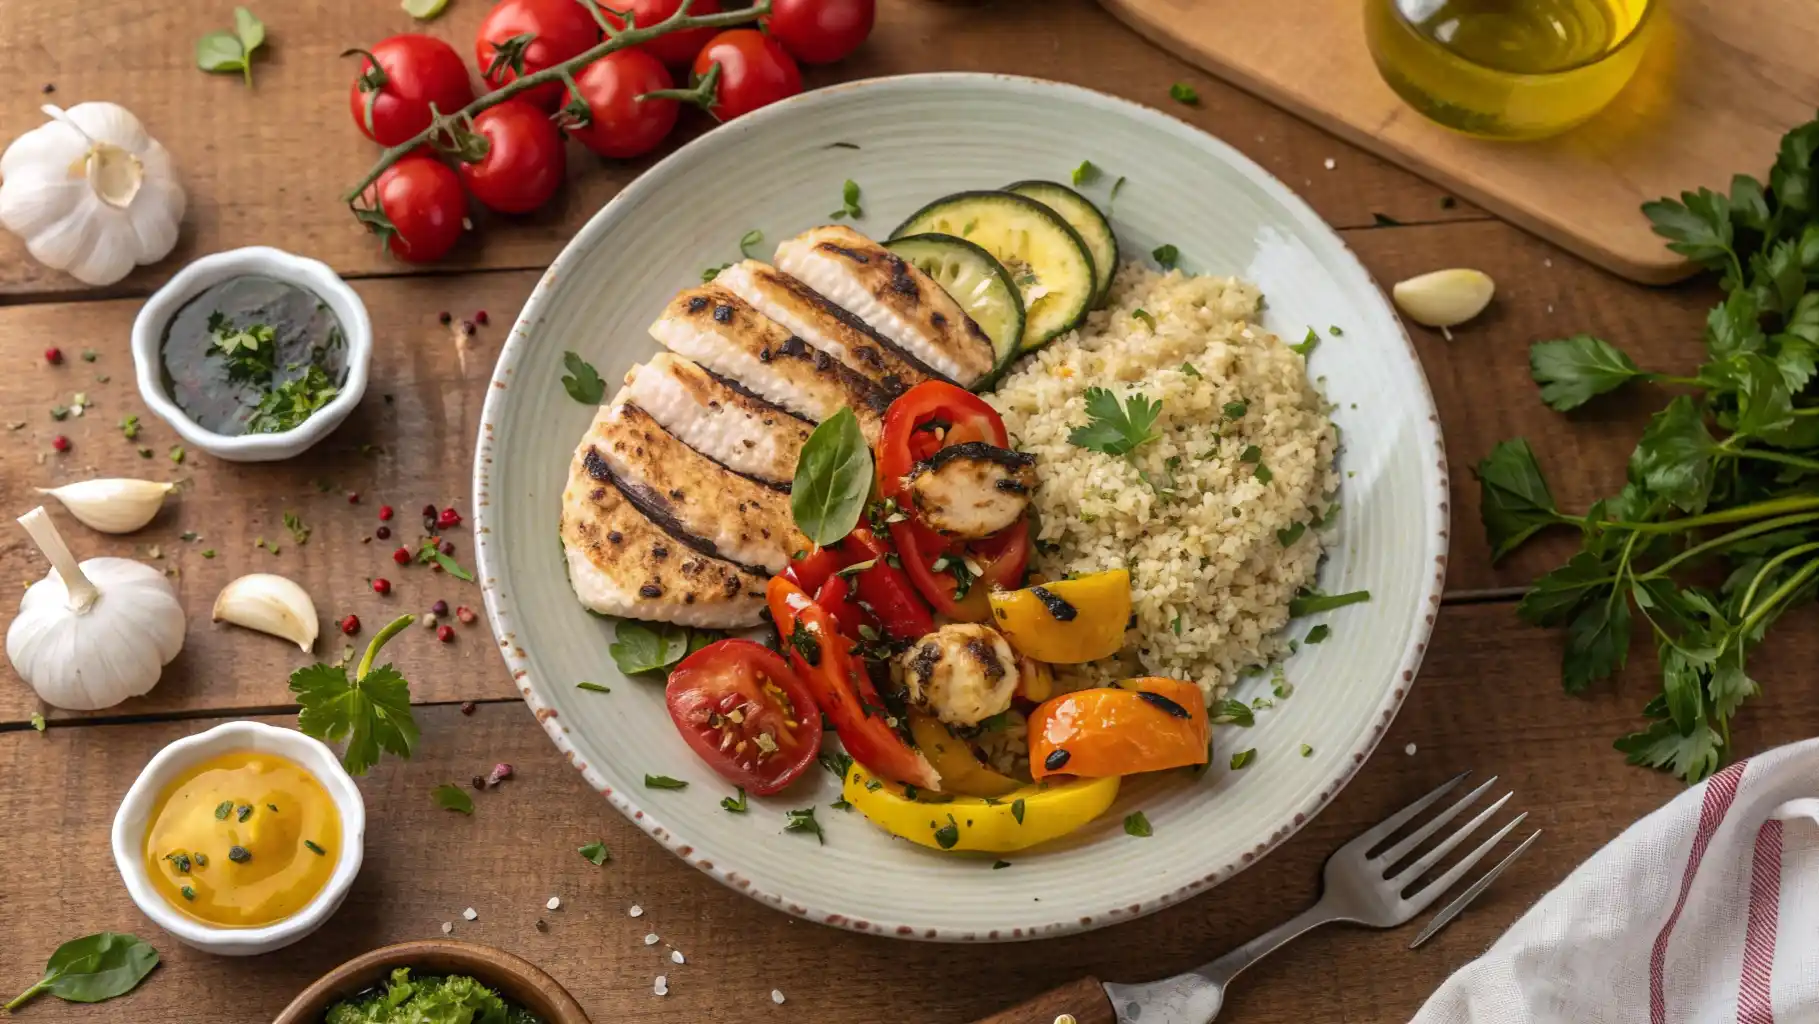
[111,721,365,956]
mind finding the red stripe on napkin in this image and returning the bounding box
[1650,760,1749,1024]
[1736,818,1784,1024]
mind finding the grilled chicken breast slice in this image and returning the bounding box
[560,410,766,628]
[622,353,810,488]
[905,441,1037,540]
[712,260,941,395]
[774,225,997,387]
[650,284,890,444]
[591,397,809,576]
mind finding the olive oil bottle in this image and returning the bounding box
[1364,0,1656,139]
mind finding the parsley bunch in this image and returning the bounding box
[291,614,419,775]
[1479,113,1819,783]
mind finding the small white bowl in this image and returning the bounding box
[110,721,366,957]
[131,246,371,462]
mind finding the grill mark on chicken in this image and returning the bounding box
[697,365,817,426]
[586,447,774,578]
[751,263,949,385]
[963,637,1007,681]
[818,242,871,263]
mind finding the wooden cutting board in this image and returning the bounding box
[1098,0,1819,284]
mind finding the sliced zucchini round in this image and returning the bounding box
[1004,180,1118,307]
[885,233,1026,387]
[891,191,1096,352]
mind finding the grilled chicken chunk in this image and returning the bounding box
[560,410,767,628]
[901,624,1020,727]
[904,442,1036,540]
[712,260,940,395]
[590,398,810,576]
[774,225,997,387]
[649,284,890,444]
[622,353,810,488]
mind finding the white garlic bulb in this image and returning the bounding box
[0,103,186,287]
[5,507,185,710]
[213,573,319,652]
[36,478,175,534]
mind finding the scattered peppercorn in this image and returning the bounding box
[438,624,455,643]
[438,311,452,325]
[392,546,411,565]
[340,614,361,636]
[50,435,70,453]
[378,504,394,521]
[44,347,63,365]
[376,525,392,540]
[432,599,449,616]
[372,578,391,596]
[460,701,476,715]
[475,309,490,325]
[421,504,437,517]
[461,320,476,336]
[456,605,476,624]
[347,492,360,504]
[471,775,487,790]
[41,83,55,95]
[437,507,462,529]
[440,539,455,555]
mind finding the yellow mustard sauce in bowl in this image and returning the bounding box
[142,751,340,927]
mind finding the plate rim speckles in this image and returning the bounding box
[473,72,1448,942]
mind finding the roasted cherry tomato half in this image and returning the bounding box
[458,99,567,214]
[877,380,1011,500]
[766,576,939,790]
[601,0,724,68]
[364,155,466,263]
[691,29,803,121]
[665,638,821,796]
[1028,678,1210,781]
[989,569,1131,664]
[475,0,601,111]
[765,0,876,65]
[565,49,680,160]
[347,35,476,146]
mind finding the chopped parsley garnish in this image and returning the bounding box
[1329,325,1345,336]
[165,852,192,874]
[1300,743,1314,757]
[991,860,1011,870]
[1168,82,1199,105]
[1230,748,1257,770]
[1151,243,1180,270]
[1181,362,1202,378]
[416,536,475,581]
[1071,160,1102,186]
[282,511,310,546]
[700,263,731,282]
[1291,327,1321,357]
[1010,798,1026,825]
[181,885,197,901]
[818,751,854,782]
[579,840,610,865]
[1256,463,1274,484]
[1210,699,1254,726]
[208,312,278,384]
[29,712,45,733]
[247,365,339,434]
[830,799,852,811]
[214,801,233,820]
[1239,444,1262,464]
[1305,624,1331,644]
[120,414,140,439]
[576,681,611,693]
[1123,811,1153,837]
[560,350,605,404]
[227,845,252,863]
[236,804,253,822]
[831,179,863,220]
[1068,387,1162,457]
[1223,401,1248,419]
[1288,589,1372,616]
[738,229,764,259]
[787,625,823,666]
[721,788,749,813]
[644,775,689,790]
[784,807,824,844]
[863,778,883,792]
[933,815,961,850]
[1277,522,1306,547]
[1132,308,1157,330]
[304,840,327,856]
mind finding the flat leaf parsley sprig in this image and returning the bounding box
[1478,113,1819,784]
[291,614,420,776]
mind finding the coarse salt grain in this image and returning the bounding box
[671,950,684,964]
[546,896,561,911]
[644,933,659,945]
[1323,158,1336,170]
[772,989,786,1005]
[653,976,668,997]
[629,904,643,917]
[1405,743,1418,756]
[441,922,453,934]
[462,907,478,921]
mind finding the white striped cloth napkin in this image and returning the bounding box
[1412,738,1819,1024]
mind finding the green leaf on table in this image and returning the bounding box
[1560,593,1630,693]
[578,841,610,865]
[1704,289,1766,360]
[791,408,873,546]
[1659,643,1709,734]
[291,661,419,777]
[1709,647,1760,720]
[1628,396,1717,513]
[431,784,475,815]
[1474,438,1567,560]
[1615,715,1722,784]
[1749,238,1805,316]
[561,351,605,405]
[1643,187,1735,273]
[1529,334,1648,411]
[1769,122,1819,217]
[2,932,159,1011]
[608,621,692,676]
[196,32,245,74]
[1068,387,1162,457]
[1517,551,1612,627]
[233,7,265,52]
[1168,82,1199,105]
[1728,172,1772,233]
[401,0,451,19]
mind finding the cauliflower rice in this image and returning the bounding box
[985,265,1338,702]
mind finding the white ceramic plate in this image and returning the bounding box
[474,74,1448,942]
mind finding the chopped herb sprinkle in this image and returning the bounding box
[1124,811,1153,837]
[227,845,251,863]
[213,801,233,820]
[304,840,326,856]
[1229,748,1257,770]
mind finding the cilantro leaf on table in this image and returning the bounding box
[1068,387,1162,456]
[1627,396,1719,513]
[290,615,420,777]
[561,351,605,405]
[1474,439,1570,561]
[1529,334,1650,411]
[431,784,475,815]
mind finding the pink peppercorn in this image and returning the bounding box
[376,525,391,540]
[340,614,361,636]
[347,492,360,504]
[456,605,476,624]
[392,546,411,565]
[460,701,476,716]
[378,505,394,521]
[421,503,437,517]
[437,624,455,643]
[437,507,462,529]
[475,310,490,326]
[439,539,454,555]
[372,578,391,595]
[50,435,70,453]
[431,599,449,616]
[44,347,63,365]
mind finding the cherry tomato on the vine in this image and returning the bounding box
[601,0,724,69]
[765,0,875,65]
[564,50,680,159]
[691,29,802,121]
[457,99,567,214]
[475,0,601,111]
[363,156,466,263]
[347,35,476,146]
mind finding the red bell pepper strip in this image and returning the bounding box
[836,525,935,641]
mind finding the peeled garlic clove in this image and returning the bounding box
[1392,269,1495,330]
[36,478,175,534]
[213,573,319,652]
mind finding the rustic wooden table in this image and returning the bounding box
[2,1,1812,1021]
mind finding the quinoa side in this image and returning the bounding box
[985,264,1339,703]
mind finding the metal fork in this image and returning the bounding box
[974,772,1541,1024]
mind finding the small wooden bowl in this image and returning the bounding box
[274,940,590,1024]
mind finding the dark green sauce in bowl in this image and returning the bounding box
[159,275,348,436]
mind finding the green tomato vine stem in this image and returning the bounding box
[341,0,770,206]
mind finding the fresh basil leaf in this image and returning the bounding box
[1529,334,1648,411]
[431,784,474,815]
[3,932,159,1010]
[608,621,690,676]
[1628,396,1717,513]
[1474,438,1567,560]
[561,351,605,405]
[790,408,872,545]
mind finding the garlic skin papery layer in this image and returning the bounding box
[37,478,175,534]
[213,573,319,652]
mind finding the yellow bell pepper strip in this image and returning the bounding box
[988,569,1131,664]
[1016,653,1054,703]
[908,710,1023,799]
[842,762,1120,853]
[1029,677,1210,781]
